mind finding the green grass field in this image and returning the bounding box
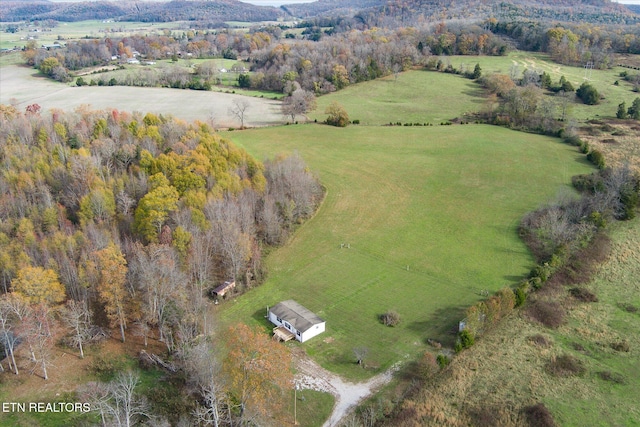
[309,70,486,125]
[220,123,593,380]
[310,52,639,127]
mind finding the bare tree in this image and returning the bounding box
[83,371,149,427]
[353,347,369,367]
[22,304,58,380]
[184,341,227,427]
[127,243,186,349]
[228,99,250,129]
[60,299,92,359]
[281,88,316,123]
[0,295,21,374]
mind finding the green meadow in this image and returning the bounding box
[309,70,485,125]
[310,52,639,127]
[220,123,593,380]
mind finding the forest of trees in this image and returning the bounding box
[0,104,321,424]
[0,0,284,23]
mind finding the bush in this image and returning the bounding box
[526,300,565,328]
[380,310,401,327]
[610,341,630,352]
[587,149,606,169]
[546,354,585,377]
[458,329,474,350]
[576,82,600,105]
[569,287,598,302]
[467,406,502,427]
[436,354,450,368]
[524,403,557,427]
[571,173,604,193]
[416,352,439,379]
[528,334,551,347]
[515,287,527,307]
[325,101,349,127]
[598,371,625,384]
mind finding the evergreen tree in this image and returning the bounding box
[617,101,628,119]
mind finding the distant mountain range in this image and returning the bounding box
[285,0,639,24]
[0,0,638,23]
[0,0,285,23]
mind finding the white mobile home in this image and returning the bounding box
[268,300,325,343]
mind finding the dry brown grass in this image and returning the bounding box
[526,300,566,329]
[578,120,640,174]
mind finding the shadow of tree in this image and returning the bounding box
[406,305,467,348]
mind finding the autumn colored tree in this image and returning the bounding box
[12,266,65,306]
[133,173,179,243]
[325,101,350,127]
[223,323,292,425]
[95,243,129,342]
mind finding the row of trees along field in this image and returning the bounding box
[26,18,640,93]
[0,104,320,423]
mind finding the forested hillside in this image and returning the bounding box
[0,104,321,407]
[287,0,639,24]
[0,0,284,23]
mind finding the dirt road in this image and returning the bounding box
[295,355,397,427]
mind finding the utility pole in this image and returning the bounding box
[294,383,299,425]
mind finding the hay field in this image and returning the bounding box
[0,60,284,126]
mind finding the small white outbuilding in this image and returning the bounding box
[268,300,325,343]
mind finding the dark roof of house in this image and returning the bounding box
[270,300,324,333]
[213,280,235,295]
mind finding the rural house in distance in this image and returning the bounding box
[268,300,325,343]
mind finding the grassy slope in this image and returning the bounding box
[388,218,640,426]
[309,70,485,125]
[446,52,639,121]
[220,123,593,380]
[309,52,637,126]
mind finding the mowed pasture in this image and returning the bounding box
[309,70,485,125]
[220,123,593,380]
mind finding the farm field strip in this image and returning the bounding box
[0,62,283,126]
